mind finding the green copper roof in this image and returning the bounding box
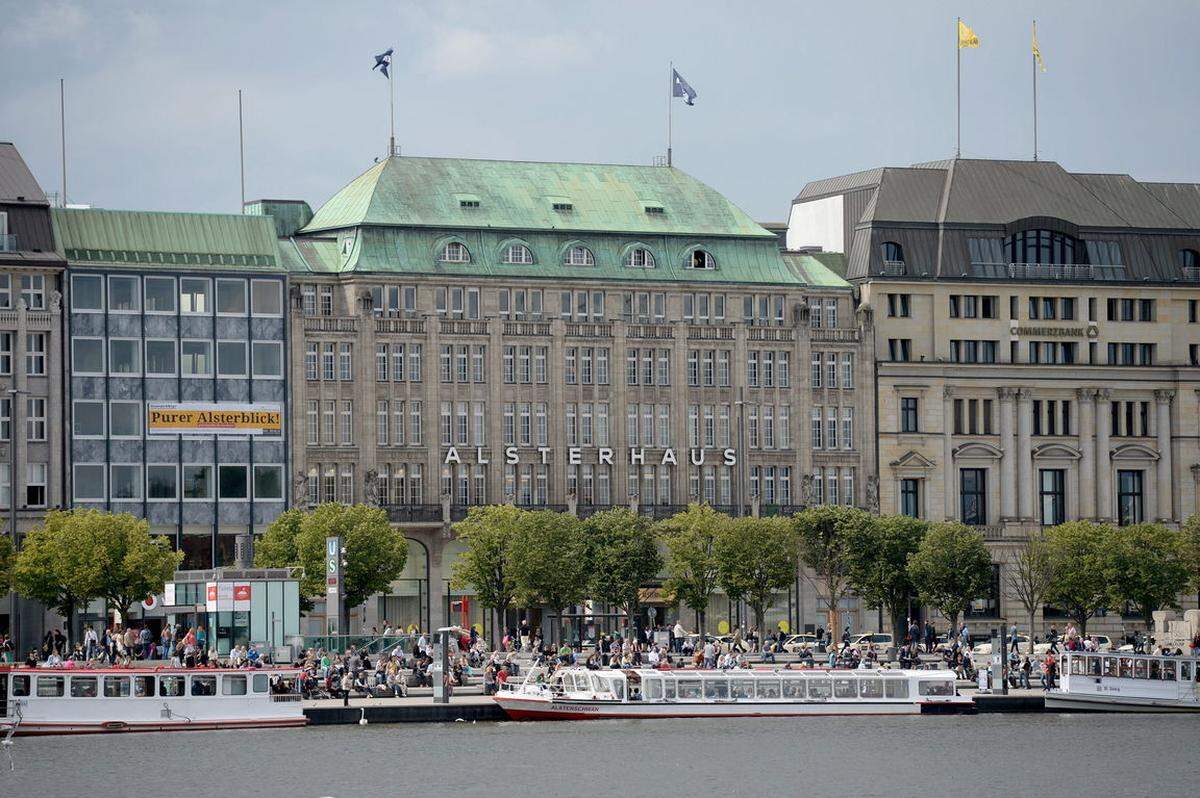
[781,252,850,288]
[301,156,775,239]
[53,208,281,270]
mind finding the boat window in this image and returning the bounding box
[11,675,30,697]
[884,679,909,699]
[69,676,98,698]
[253,674,269,693]
[731,679,756,699]
[1104,657,1119,677]
[807,679,832,699]
[833,678,857,699]
[103,676,131,698]
[1069,657,1086,675]
[222,675,248,696]
[36,676,64,697]
[644,679,663,701]
[662,680,676,700]
[757,680,781,699]
[781,678,805,699]
[1118,658,1133,678]
[1149,660,1161,680]
[703,679,730,700]
[190,675,217,696]
[676,679,702,699]
[134,676,156,697]
[159,676,185,697]
[917,680,954,697]
[859,678,884,699]
[1134,660,1149,680]
[1088,657,1102,676]
[1180,662,1192,682]
[1162,661,1176,682]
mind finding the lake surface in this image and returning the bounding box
[3,714,1195,797]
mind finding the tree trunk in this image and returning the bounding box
[752,604,765,645]
[1027,609,1037,655]
[948,611,959,637]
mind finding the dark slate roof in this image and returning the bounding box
[0,143,48,205]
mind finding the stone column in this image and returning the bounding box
[1155,390,1175,522]
[1016,388,1033,520]
[1077,388,1096,520]
[943,387,955,521]
[998,388,1017,520]
[1095,389,1112,522]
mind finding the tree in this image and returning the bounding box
[715,516,798,637]
[0,533,12,593]
[907,522,993,632]
[256,504,408,632]
[1102,523,1192,629]
[1182,514,1200,591]
[13,509,182,641]
[658,504,728,634]
[509,510,589,644]
[1004,530,1055,653]
[793,505,873,635]
[449,505,525,645]
[1043,521,1112,636]
[584,508,662,638]
[844,514,927,638]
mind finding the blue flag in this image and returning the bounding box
[373,48,393,79]
[672,69,697,106]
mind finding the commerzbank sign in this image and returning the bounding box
[442,446,738,467]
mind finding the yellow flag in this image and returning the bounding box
[958,19,980,49]
[1032,22,1046,72]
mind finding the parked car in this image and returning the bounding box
[973,635,1031,656]
[781,634,820,653]
[1032,634,1113,655]
[845,632,896,659]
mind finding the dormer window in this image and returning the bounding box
[564,246,595,266]
[341,238,353,256]
[624,248,656,268]
[881,241,905,263]
[502,244,534,265]
[688,249,715,270]
[459,199,480,209]
[1179,249,1199,269]
[439,242,470,263]
[552,201,573,212]
[643,203,665,215]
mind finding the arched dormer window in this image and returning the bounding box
[439,241,470,263]
[1004,229,1079,265]
[1179,248,1199,269]
[563,245,595,266]
[881,241,905,263]
[500,243,534,265]
[624,247,656,268]
[687,249,716,270]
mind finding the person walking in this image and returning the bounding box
[1008,622,1020,655]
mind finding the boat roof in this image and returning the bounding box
[0,665,299,675]
[554,667,956,678]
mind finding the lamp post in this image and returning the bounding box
[735,388,746,517]
[7,386,27,657]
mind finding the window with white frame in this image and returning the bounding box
[147,465,178,500]
[251,341,283,378]
[73,400,104,438]
[26,398,45,441]
[217,341,247,377]
[0,275,10,309]
[72,338,105,374]
[180,340,212,376]
[20,274,44,310]
[253,465,284,500]
[301,284,316,316]
[180,278,210,314]
[216,279,247,315]
[110,464,142,500]
[501,244,534,264]
[439,242,470,263]
[218,465,249,499]
[688,249,716,270]
[25,333,45,375]
[108,275,139,312]
[182,465,213,499]
[250,280,283,316]
[145,340,177,376]
[73,464,106,501]
[71,274,103,311]
[110,401,142,438]
[564,246,595,266]
[23,463,45,507]
[108,339,140,375]
[624,248,656,268]
[144,276,176,313]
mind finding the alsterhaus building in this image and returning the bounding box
[788,157,1200,633]
[271,155,876,634]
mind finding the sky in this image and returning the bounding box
[2,0,1199,222]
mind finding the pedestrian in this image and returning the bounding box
[1009,622,1019,655]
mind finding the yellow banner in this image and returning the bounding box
[147,403,282,435]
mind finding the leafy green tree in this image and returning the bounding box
[715,516,798,637]
[844,514,927,638]
[1004,529,1055,653]
[1102,523,1192,629]
[256,504,407,631]
[449,504,525,644]
[13,510,181,640]
[1183,514,1200,590]
[0,533,12,593]
[793,505,873,635]
[1043,521,1112,636]
[658,504,728,633]
[509,510,589,643]
[584,508,662,637]
[907,522,993,632]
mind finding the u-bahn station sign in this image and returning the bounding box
[442,446,738,466]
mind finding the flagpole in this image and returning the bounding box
[389,48,396,157]
[955,17,961,158]
[238,89,246,208]
[1032,21,1039,162]
[59,78,67,207]
[667,61,673,167]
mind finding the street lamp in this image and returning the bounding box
[7,386,27,657]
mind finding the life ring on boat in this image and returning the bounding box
[100,720,129,731]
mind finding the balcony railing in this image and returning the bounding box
[381,504,443,523]
[303,317,358,333]
[748,327,794,343]
[626,324,674,340]
[970,524,1004,541]
[376,318,425,334]
[0,234,16,253]
[1183,266,1200,282]
[881,260,907,276]
[811,328,861,344]
[565,322,613,338]
[503,321,551,337]
[439,320,489,336]
[637,504,688,520]
[687,325,735,341]
[970,262,1127,281]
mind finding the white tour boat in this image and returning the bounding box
[0,666,307,735]
[494,666,974,720]
[1046,652,1200,712]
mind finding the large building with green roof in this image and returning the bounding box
[273,154,875,634]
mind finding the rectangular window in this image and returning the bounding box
[180,278,211,314]
[218,465,249,500]
[72,338,105,375]
[1117,470,1143,526]
[900,397,919,433]
[110,464,142,500]
[181,341,212,376]
[109,401,142,438]
[146,465,178,500]
[107,275,139,312]
[960,468,987,525]
[251,342,283,378]
[73,464,105,501]
[338,343,353,380]
[108,339,140,375]
[900,478,920,518]
[71,274,103,311]
[216,279,247,315]
[73,400,104,438]
[217,341,247,377]
[253,465,284,500]
[250,280,283,316]
[25,333,45,375]
[26,462,46,507]
[1039,469,1065,527]
[145,340,177,376]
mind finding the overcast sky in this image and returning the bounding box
[2,1,1199,222]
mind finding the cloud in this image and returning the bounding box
[425,27,587,78]
[1,0,89,45]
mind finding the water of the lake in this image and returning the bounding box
[3,714,1194,797]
